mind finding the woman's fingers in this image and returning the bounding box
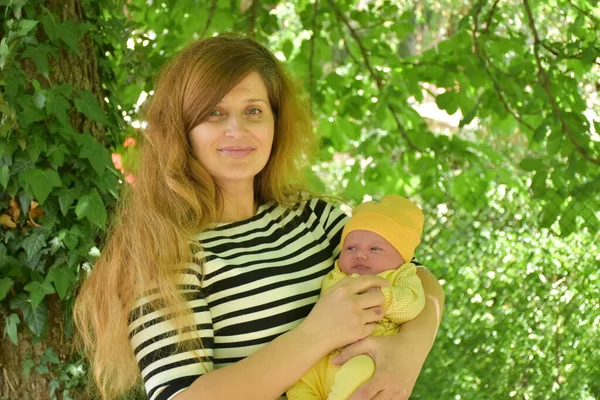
[356,289,385,310]
[341,275,388,294]
[364,307,385,324]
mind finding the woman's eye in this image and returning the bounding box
[247,107,262,115]
[209,110,222,116]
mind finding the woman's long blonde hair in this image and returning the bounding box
[73,33,317,399]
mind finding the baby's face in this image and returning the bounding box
[339,230,405,275]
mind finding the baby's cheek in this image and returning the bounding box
[338,255,352,274]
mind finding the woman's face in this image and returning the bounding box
[189,71,275,190]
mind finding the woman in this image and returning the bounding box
[74,33,445,400]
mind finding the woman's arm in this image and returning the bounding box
[174,274,389,400]
[332,267,445,400]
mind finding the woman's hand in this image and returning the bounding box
[330,267,445,399]
[330,333,424,400]
[298,275,389,352]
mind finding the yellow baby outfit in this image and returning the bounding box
[286,260,425,400]
[287,194,426,400]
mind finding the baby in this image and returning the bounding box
[287,195,426,400]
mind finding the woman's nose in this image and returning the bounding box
[225,115,248,138]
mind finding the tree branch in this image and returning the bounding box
[473,0,535,132]
[540,42,600,67]
[248,0,258,38]
[523,0,600,166]
[200,0,218,38]
[567,0,599,28]
[484,0,501,33]
[308,0,319,96]
[327,0,419,151]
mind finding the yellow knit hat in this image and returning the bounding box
[341,195,424,263]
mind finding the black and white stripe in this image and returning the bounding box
[128,198,348,400]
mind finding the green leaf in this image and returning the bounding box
[533,123,548,142]
[40,14,60,42]
[79,133,109,176]
[0,165,9,189]
[58,21,82,54]
[530,170,547,198]
[19,168,62,204]
[18,20,38,36]
[75,188,107,227]
[436,90,460,115]
[4,313,20,345]
[46,266,76,299]
[22,44,56,78]
[46,91,71,128]
[42,347,61,365]
[23,359,35,378]
[0,278,14,301]
[61,227,80,250]
[20,229,47,261]
[47,143,69,169]
[10,294,49,337]
[519,157,544,172]
[24,281,55,310]
[282,40,294,60]
[74,90,109,125]
[28,135,47,163]
[58,189,75,216]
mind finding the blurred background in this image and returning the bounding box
[1,0,599,399]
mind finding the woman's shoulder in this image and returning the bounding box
[291,191,349,216]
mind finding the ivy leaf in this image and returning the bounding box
[79,133,109,176]
[4,313,20,345]
[47,143,69,169]
[28,135,47,163]
[58,21,92,54]
[0,165,9,189]
[22,44,56,78]
[19,168,62,204]
[0,38,9,69]
[20,229,47,261]
[10,294,49,337]
[18,20,38,36]
[41,347,61,365]
[74,90,109,125]
[0,277,14,301]
[46,90,71,128]
[75,188,107,227]
[22,359,35,378]
[46,266,76,299]
[24,281,55,310]
[58,188,76,216]
[40,13,60,42]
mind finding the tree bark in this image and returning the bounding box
[0,0,105,398]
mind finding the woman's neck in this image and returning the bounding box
[217,181,257,223]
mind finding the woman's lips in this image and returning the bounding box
[218,147,255,157]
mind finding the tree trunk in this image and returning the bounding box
[0,297,72,400]
[0,0,105,397]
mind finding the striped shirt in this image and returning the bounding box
[128,198,348,400]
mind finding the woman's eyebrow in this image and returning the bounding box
[245,98,268,104]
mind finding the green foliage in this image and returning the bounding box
[1,0,599,398]
[0,0,130,397]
